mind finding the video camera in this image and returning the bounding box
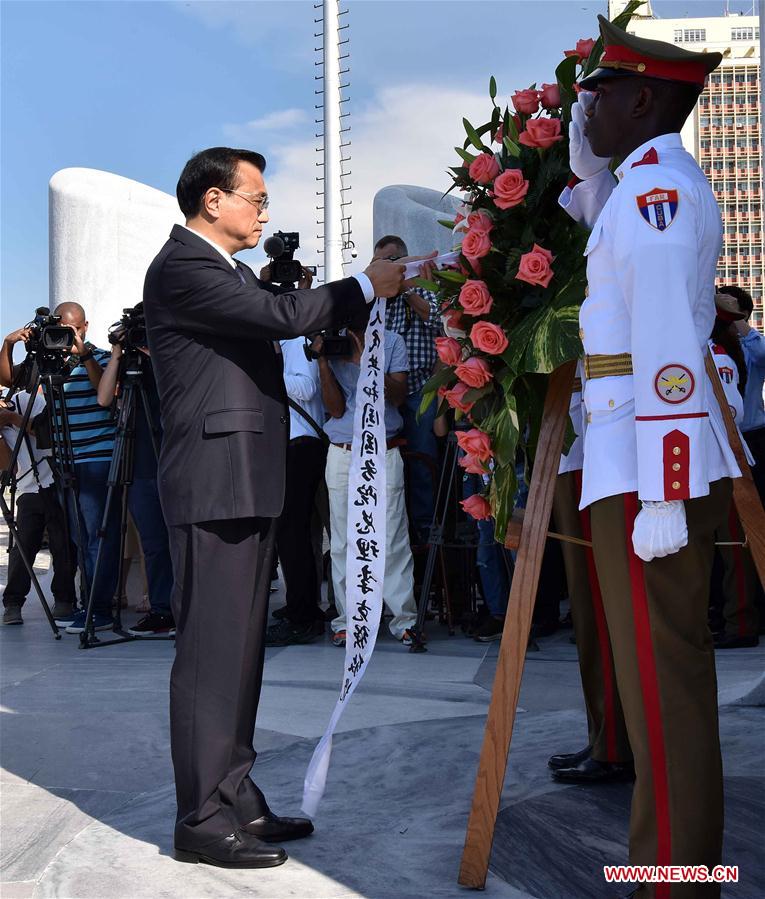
[16,307,76,385]
[263,231,304,285]
[303,330,353,361]
[108,303,147,351]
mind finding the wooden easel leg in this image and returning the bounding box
[458,360,576,889]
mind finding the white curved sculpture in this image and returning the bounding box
[373,185,460,256]
[49,168,183,346]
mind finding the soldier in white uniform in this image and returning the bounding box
[560,17,740,898]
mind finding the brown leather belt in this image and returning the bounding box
[332,436,407,452]
[584,353,633,380]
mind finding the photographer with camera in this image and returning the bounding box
[317,305,418,647]
[0,389,77,626]
[1,303,121,634]
[96,309,174,636]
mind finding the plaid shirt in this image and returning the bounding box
[384,289,441,395]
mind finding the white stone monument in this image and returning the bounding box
[373,185,461,256]
[49,168,182,345]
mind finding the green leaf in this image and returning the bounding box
[413,277,439,291]
[463,117,486,152]
[437,269,467,285]
[491,462,518,546]
[418,366,458,419]
[455,146,477,164]
[489,75,497,101]
[503,136,521,158]
[438,218,456,230]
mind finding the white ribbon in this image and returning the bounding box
[302,299,388,816]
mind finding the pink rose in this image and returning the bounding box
[470,321,509,356]
[467,210,494,234]
[442,307,467,338]
[491,169,529,210]
[468,152,500,184]
[461,494,492,521]
[493,125,504,144]
[439,382,475,414]
[518,117,563,150]
[456,428,493,461]
[539,82,561,109]
[575,38,596,59]
[453,212,465,226]
[458,453,487,475]
[435,336,462,366]
[455,356,493,389]
[461,228,492,261]
[458,280,493,316]
[516,243,554,288]
[511,89,540,115]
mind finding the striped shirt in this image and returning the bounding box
[56,346,116,463]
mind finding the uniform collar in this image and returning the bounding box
[615,133,683,181]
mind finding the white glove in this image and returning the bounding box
[632,500,688,563]
[569,92,611,181]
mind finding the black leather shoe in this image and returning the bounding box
[174,831,287,868]
[241,812,314,843]
[548,745,591,770]
[714,632,759,649]
[552,757,635,784]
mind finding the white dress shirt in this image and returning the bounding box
[280,337,325,440]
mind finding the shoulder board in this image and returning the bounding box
[712,344,728,356]
[632,147,659,168]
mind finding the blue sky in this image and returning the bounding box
[1,0,737,330]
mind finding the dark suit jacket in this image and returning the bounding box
[143,224,366,526]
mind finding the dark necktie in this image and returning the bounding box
[235,262,247,286]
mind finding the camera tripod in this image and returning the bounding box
[0,360,90,639]
[408,429,514,653]
[79,349,166,649]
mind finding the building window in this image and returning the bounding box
[681,28,707,42]
[731,27,756,41]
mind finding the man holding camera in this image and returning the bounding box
[0,304,120,634]
[143,146,409,869]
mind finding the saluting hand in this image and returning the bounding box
[569,92,610,181]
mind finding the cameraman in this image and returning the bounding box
[1,303,121,633]
[96,327,175,636]
[0,389,77,626]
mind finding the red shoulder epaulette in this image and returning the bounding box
[712,343,727,356]
[632,147,659,168]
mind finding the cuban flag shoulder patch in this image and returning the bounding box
[636,187,679,232]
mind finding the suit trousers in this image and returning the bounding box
[552,472,631,764]
[590,479,730,899]
[716,499,759,639]
[169,516,275,848]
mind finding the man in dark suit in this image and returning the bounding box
[143,147,406,869]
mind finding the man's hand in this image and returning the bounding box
[4,327,33,346]
[632,500,688,563]
[69,327,87,356]
[401,251,438,289]
[0,408,23,429]
[298,266,314,290]
[310,334,325,358]
[364,259,405,298]
[569,91,610,181]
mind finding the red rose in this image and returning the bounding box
[470,321,509,356]
[461,494,492,521]
[575,38,596,60]
[458,280,493,316]
[468,152,500,185]
[435,336,462,366]
[516,243,554,288]
[439,382,475,414]
[467,210,494,234]
[491,168,529,210]
[518,117,563,150]
[511,89,540,115]
[461,228,492,261]
[456,428,493,462]
[455,356,493,389]
[539,83,561,109]
[458,453,487,475]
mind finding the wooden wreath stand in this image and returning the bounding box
[457,354,765,890]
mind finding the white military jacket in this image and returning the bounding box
[560,133,740,509]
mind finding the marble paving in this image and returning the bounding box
[1,535,763,898]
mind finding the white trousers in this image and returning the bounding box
[325,444,417,638]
